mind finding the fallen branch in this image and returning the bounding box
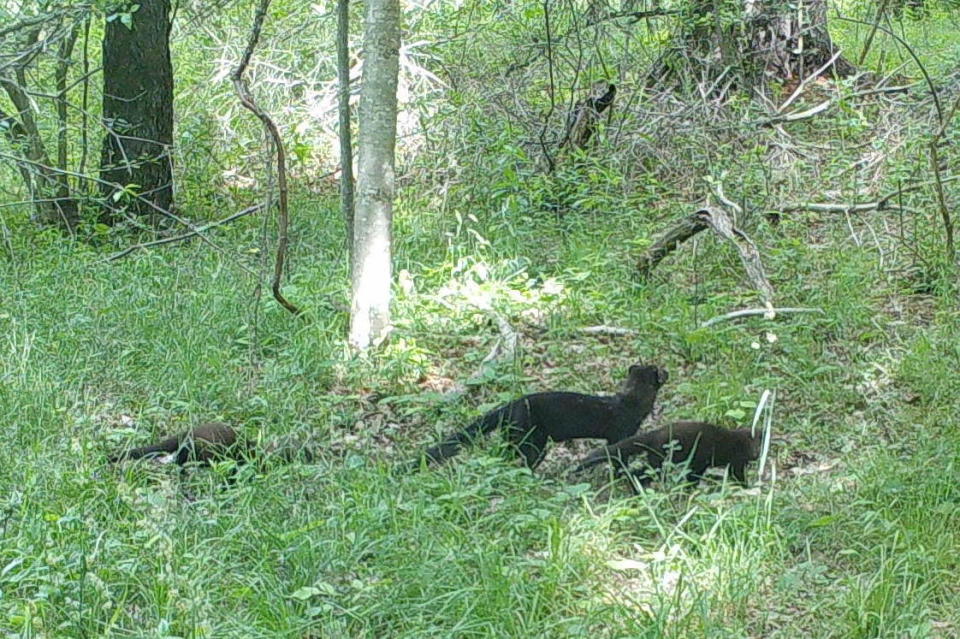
[778,50,844,112]
[703,206,774,307]
[759,99,832,125]
[104,204,264,262]
[579,325,640,336]
[701,307,825,328]
[636,213,708,277]
[637,206,774,307]
[781,174,960,213]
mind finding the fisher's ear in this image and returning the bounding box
[657,367,669,384]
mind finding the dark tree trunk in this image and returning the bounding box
[99,0,175,225]
[337,0,355,267]
[653,0,855,92]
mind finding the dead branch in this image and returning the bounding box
[104,204,265,262]
[782,175,960,213]
[579,325,640,336]
[929,91,960,263]
[466,307,520,384]
[231,0,302,317]
[759,99,832,125]
[701,307,825,328]
[0,7,82,41]
[560,81,616,151]
[704,206,774,307]
[636,213,708,277]
[637,206,774,307]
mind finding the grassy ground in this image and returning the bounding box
[1,168,958,636]
[3,5,960,638]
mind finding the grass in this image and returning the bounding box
[2,173,958,636]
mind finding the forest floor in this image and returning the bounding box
[2,153,958,636]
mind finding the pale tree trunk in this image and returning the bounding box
[349,0,400,350]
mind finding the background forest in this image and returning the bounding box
[1,0,959,637]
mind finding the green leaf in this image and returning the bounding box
[291,586,321,600]
[724,408,746,420]
[807,515,839,528]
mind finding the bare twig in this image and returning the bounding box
[782,175,960,214]
[579,325,640,336]
[928,93,960,264]
[857,0,892,67]
[701,307,825,328]
[0,151,238,259]
[55,23,80,193]
[0,8,80,40]
[702,206,774,307]
[104,204,265,262]
[537,0,557,173]
[637,212,708,277]
[778,49,843,112]
[835,17,941,124]
[79,14,91,176]
[760,99,832,125]
[231,0,302,317]
[707,176,742,216]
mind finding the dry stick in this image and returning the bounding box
[702,206,774,308]
[857,0,892,67]
[782,175,960,213]
[928,92,960,264]
[231,0,302,317]
[537,0,557,174]
[636,213,708,277]
[701,307,825,328]
[104,204,265,262]
[579,325,640,336]
[79,14,90,177]
[637,207,774,307]
[759,99,832,126]
[0,8,75,39]
[835,16,941,124]
[55,23,79,193]
[778,49,844,113]
[707,176,742,216]
[0,151,240,263]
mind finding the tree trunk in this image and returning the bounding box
[653,0,855,92]
[349,0,400,349]
[0,82,78,230]
[337,0,355,267]
[98,0,175,225]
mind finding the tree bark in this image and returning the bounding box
[337,0,356,267]
[652,0,855,91]
[349,0,400,349]
[0,82,78,230]
[99,0,175,225]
